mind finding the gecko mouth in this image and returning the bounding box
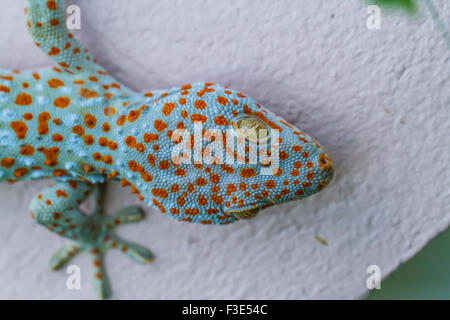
[226,207,261,220]
[225,201,275,220]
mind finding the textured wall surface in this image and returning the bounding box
[0,0,448,299]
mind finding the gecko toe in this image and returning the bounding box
[49,242,80,271]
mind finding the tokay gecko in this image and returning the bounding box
[0,0,334,299]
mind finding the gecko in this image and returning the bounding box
[0,0,334,299]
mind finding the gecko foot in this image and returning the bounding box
[45,185,153,299]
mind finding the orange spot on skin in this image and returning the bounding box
[59,62,70,69]
[210,194,224,205]
[152,188,169,198]
[194,100,207,110]
[191,114,207,123]
[159,160,170,170]
[20,145,35,156]
[82,164,94,173]
[264,180,276,189]
[147,154,156,166]
[79,88,98,98]
[162,103,176,116]
[116,115,126,126]
[102,122,110,132]
[14,93,33,106]
[38,147,60,167]
[184,208,200,216]
[198,195,208,206]
[1,158,14,168]
[217,96,228,106]
[306,172,315,180]
[23,113,33,121]
[227,184,237,195]
[143,133,158,143]
[243,105,252,115]
[240,168,256,178]
[56,190,68,198]
[54,96,70,108]
[47,78,64,88]
[154,119,168,132]
[10,121,28,139]
[48,46,60,56]
[93,153,102,161]
[72,125,84,136]
[37,112,51,135]
[292,145,303,153]
[136,143,145,153]
[0,85,10,93]
[280,151,289,160]
[196,177,207,186]
[125,136,137,148]
[0,75,13,81]
[14,168,28,178]
[84,114,97,129]
[127,110,140,122]
[103,155,114,165]
[175,168,186,176]
[214,115,228,126]
[210,173,220,184]
[83,135,94,145]
[127,161,153,182]
[153,199,166,213]
[52,133,64,142]
[47,1,57,10]
[104,107,116,116]
[221,164,235,174]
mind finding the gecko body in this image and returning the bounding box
[0,0,333,298]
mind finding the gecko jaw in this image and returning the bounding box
[226,206,261,220]
[225,199,276,220]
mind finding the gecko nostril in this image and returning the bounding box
[318,153,332,170]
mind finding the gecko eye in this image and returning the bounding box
[232,116,270,143]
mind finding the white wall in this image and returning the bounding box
[0,0,448,299]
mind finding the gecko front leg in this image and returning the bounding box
[29,181,153,299]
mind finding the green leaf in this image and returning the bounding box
[370,0,417,13]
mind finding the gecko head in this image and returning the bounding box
[116,83,333,224]
[215,91,334,220]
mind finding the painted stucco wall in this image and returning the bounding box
[0,0,448,299]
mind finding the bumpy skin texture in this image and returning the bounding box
[0,0,334,298]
